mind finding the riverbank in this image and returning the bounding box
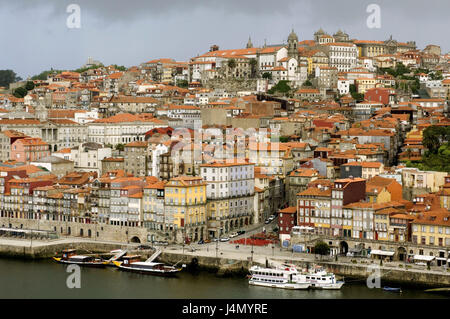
[0,237,126,259]
[1,237,450,288]
[158,249,450,288]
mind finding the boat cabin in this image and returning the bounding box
[122,255,142,265]
[61,249,77,260]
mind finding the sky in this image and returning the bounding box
[1,0,449,79]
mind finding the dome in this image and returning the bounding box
[288,29,298,42]
[314,28,325,36]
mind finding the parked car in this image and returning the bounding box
[268,215,276,221]
[204,239,211,244]
[197,239,204,245]
[229,232,238,238]
[220,237,230,242]
[213,238,219,242]
[265,219,270,224]
[137,244,152,250]
[237,230,246,235]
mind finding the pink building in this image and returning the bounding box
[11,137,50,163]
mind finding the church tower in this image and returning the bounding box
[246,36,253,49]
[288,29,299,59]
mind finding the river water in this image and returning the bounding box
[0,258,446,299]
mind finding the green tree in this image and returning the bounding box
[262,72,272,80]
[249,58,257,78]
[303,80,313,87]
[13,86,28,98]
[25,81,35,91]
[177,80,189,88]
[314,241,330,256]
[0,70,22,88]
[268,80,291,95]
[227,59,236,69]
[115,143,125,152]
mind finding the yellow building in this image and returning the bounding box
[164,176,207,242]
[411,208,450,247]
[373,208,392,241]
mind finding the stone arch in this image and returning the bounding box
[80,228,84,236]
[245,218,249,226]
[397,246,407,261]
[130,236,141,243]
[194,228,199,241]
[339,241,349,255]
[88,229,92,237]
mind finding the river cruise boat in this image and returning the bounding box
[53,249,107,267]
[297,265,344,290]
[248,265,310,290]
[112,255,182,276]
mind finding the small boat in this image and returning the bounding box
[53,249,107,267]
[248,265,310,290]
[383,286,402,293]
[112,255,182,276]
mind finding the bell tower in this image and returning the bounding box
[288,29,299,59]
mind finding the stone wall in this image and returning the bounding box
[203,79,257,93]
[0,217,149,244]
[0,241,124,259]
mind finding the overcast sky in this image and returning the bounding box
[1,0,449,79]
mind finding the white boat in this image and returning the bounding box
[297,265,344,290]
[113,255,182,276]
[248,265,310,290]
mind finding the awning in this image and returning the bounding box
[413,255,435,262]
[370,249,395,256]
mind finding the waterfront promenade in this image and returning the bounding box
[1,230,450,287]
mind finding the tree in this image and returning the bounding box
[115,143,125,152]
[0,70,22,88]
[303,80,313,87]
[268,80,291,95]
[262,72,272,80]
[25,81,35,91]
[314,241,330,257]
[227,59,236,69]
[249,58,257,78]
[176,80,189,88]
[13,87,28,98]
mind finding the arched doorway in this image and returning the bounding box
[130,236,141,243]
[339,241,349,255]
[80,228,84,236]
[397,247,406,261]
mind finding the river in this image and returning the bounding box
[0,258,446,299]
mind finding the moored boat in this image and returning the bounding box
[53,249,107,267]
[383,286,402,293]
[112,255,182,276]
[296,265,344,290]
[248,265,310,290]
